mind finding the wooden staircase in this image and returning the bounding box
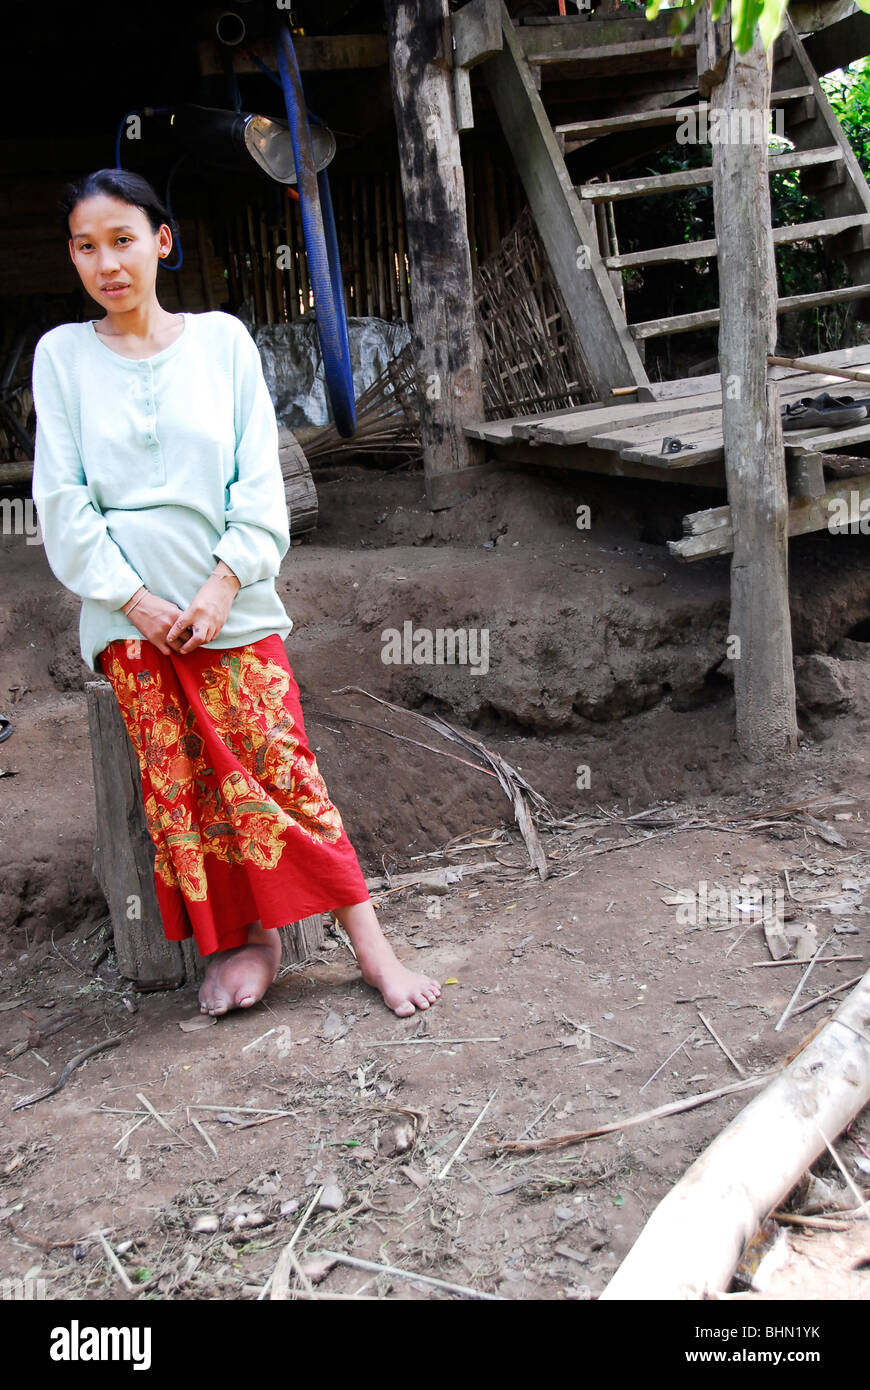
[480,5,870,397]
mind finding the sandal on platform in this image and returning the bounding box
[781,392,869,431]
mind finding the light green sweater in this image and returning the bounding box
[31,310,293,672]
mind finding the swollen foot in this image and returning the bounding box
[198,923,282,1016]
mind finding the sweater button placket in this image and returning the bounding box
[143,363,155,449]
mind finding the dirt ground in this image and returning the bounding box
[1,458,869,1301]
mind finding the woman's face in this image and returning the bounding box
[68,194,172,312]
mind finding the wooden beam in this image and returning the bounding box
[804,10,870,77]
[787,450,826,499]
[386,0,486,509]
[452,0,502,69]
[702,6,797,758]
[670,473,870,559]
[195,35,388,76]
[600,968,870,1300]
[479,438,727,487]
[481,2,649,399]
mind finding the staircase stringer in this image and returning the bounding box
[481,3,651,400]
[775,13,870,287]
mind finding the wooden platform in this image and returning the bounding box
[466,344,870,558]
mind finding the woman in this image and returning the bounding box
[31,168,440,1020]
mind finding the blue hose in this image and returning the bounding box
[274,24,356,437]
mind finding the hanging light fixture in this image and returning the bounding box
[170,104,335,184]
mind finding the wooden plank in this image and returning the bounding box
[481,2,648,397]
[482,439,727,487]
[670,474,870,559]
[518,14,676,56]
[527,37,698,67]
[520,391,724,445]
[196,35,387,76]
[646,346,870,397]
[555,87,812,139]
[587,377,825,458]
[803,11,870,79]
[783,417,870,453]
[386,0,486,507]
[578,145,843,202]
[607,214,870,270]
[630,282,870,339]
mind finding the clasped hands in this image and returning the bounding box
[122,562,241,656]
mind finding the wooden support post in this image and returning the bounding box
[701,7,798,760]
[386,0,488,510]
[85,681,324,988]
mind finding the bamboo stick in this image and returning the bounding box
[271,223,285,323]
[258,204,274,324]
[768,353,870,387]
[394,171,410,322]
[465,153,478,274]
[284,196,299,319]
[195,216,215,310]
[374,176,387,319]
[334,180,353,318]
[350,175,362,319]
[246,204,264,323]
[295,200,311,316]
[361,179,374,318]
[599,966,870,1300]
[235,210,250,306]
[223,217,238,305]
[384,170,399,319]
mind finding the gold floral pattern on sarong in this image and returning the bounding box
[101,645,344,901]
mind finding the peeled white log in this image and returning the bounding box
[599,966,870,1300]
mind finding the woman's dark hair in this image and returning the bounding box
[59,169,178,240]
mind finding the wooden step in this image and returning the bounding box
[527,36,697,68]
[606,214,870,270]
[578,146,844,202]
[629,282,870,340]
[555,88,813,141]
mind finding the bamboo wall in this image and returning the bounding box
[219,152,527,325]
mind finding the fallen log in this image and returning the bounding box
[599,966,870,1300]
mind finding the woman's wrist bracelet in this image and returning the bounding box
[211,564,241,592]
[123,587,147,617]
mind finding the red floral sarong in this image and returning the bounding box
[98,633,370,955]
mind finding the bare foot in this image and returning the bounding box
[198,922,282,1016]
[362,955,442,1018]
[334,900,441,1017]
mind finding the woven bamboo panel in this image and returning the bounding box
[474,206,597,417]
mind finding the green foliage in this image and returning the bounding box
[825,58,870,178]
[644,0,788,53]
